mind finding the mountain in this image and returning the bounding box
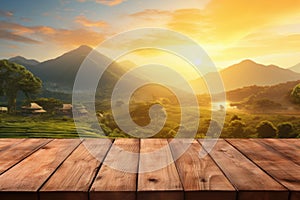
[9,45,147,105]
[227,80,300,102]
[290,63,300,73]
[22,45,130,93]
[9,56,40,68]
[226,80,300,109]
[29,45,94,92]
[191,59,300,93]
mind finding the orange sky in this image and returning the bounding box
[1,0,300,69]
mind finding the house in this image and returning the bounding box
[22,103,47,114]
[60,104,72,115]
[0,107,8,113]
[73,104,88,115]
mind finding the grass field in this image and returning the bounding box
[0,113,100,138]
[1,102,300,138]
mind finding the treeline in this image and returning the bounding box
[221,115,299,138]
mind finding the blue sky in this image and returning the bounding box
[0,0,300,68]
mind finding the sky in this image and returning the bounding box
[1,0,300,69]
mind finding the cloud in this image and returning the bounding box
[77,0,126,6]
[0,30,40,44]
[0,21,105,48]
[75,15,107,27]
[166,0,300,44]
[129,9,172,20]
[205,0,300,42]
[0,10,13,18]
[42,28,105,48]
[95,0,126,6]
[127,9,172,29]
[20,17,32,22]
[124,4,300,67]
[219,33,300,60]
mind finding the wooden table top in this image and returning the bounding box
[0,138,299,200]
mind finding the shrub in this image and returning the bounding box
[228,120,245,138]
[230,115,241,122]
[291,83,300,104]
[244,127,256,137]
[277,122,295,138]
[256,120,277,138]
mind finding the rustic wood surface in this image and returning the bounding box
[40,139,112,200]
[0,138,298,200]
[227,139,300,200]
[0,139,51,175]
[200,139,288,200]
[138,139,183,200]
[169,139,236,200]
[90,139,139,200]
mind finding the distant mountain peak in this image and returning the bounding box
[239,59,257,65]
[76,45,93,51]
[10,55,26,60]
[290,63,300,73]
[9,56,40,67]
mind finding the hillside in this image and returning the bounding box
[191,60,300,93]
[9,56,40,68]
[226,80,300,108]
[11,45,130,93]
[290,63,300,73]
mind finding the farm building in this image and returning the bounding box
[60,104,72,115]
[0,107,8,113]
[22,103,47,114]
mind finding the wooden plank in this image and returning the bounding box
[0,139,81,200]
[199,139,288,200]
[169,139,236,200]
[280,139,300,149]
[0,139,51,174]
[255,139,300,165]
[227,139,300,200]
[138,139,183,200]
[90,139,139,200]
[0,139,25,152]
[39,139,112,200]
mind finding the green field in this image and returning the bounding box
[1,103,299,138]
[0,113,101,138]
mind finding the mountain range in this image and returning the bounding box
[9,45,128,94]
[8,46,300,95]
[9,56,40,67]
[191,59,300,93]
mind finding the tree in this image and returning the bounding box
[0,60,42,113]
[291,83,300,104]
[277,122,295,138]
[256,120,277,138]
[228,120,245,138]
[34,98,63,112]
[230,114,241,122]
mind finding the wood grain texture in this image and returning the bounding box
[40,139,112,200]
[90,139,139,200]
[227,139,300,200]
[255,138,300,165]
[169,139,236,200]
[200,139,288,200]
[138,139,183,200]
[0,139,51,174]
[0,139,25,152]
[0,139,81,200]
[0,138,299,200]
[280,139,300,149]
